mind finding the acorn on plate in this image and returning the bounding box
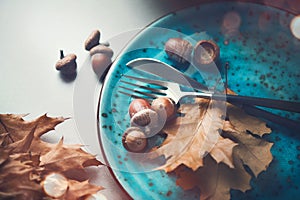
[165,38,193,64]
[193,40,220,67]
[151,97,176,121]
[122,127,148,153]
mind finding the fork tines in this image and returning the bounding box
[118,75,167,100]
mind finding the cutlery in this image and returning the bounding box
[123,58,300,130]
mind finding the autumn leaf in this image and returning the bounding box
[64,179,104,200]
[154,99,235,172]
[226,104,272,137]
[0,155,43,199]
[151,97,273,200]
[0,114,65,145]
[40,138,101,173]
[176,155,251,200]
[222,120,273,177]
[0,113,103,199]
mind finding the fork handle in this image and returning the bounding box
[211,94,300,113]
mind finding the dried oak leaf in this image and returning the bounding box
[0,113,65,145]
[40,138,102,174]
[0,156,43,200]
[63,179,104,200]
[0,114,103,199]
[154,99,237,172]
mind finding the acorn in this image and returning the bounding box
[85,30,101,51]
[193,40,220,66]
[164,38,193,64]
[55,50,77,75]
[90,44,114,57]
[128,99,151,118]
[130,108,159,127]
[151,97,176,121]
[122,127,147,152]
[91,53,112,77]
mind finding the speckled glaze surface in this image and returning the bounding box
[98,2,300,199]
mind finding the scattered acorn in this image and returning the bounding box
[85,30,101,51]
[193,40,220,66]
[164,38,193,64]
[122,127,148,152]
[151,97,176,121]
[55,50,77,75]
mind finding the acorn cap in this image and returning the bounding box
[90,44,114,58]
[85,30,101,51]
[55,54,77,75]
[193,40,220,66]
[122,127,147,152]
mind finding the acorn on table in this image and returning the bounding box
[55,50,77,75]
[84,29,114,76]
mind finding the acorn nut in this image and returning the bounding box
[91,53,112,77]
[151,97,176,121]
[165,38,193,64]
[128,99,151,118]
[90,44,114,58]
[193,40,220,66]
[85,30,101,51]
[55,50,77,75]
[130,108,159,127]
[122,127,147,152]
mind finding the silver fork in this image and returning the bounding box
[119,75,300,113]
[119,75,214,104]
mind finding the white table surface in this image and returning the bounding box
[1,0,298,199]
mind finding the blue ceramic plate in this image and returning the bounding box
[98,1,300,199]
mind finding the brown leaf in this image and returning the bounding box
[227,104,272,136]
[151,97,273,200]
[0,113,103,199]
[176,155,251,200]
[40,138,101,174]
[209,137,237,168]
[63,180,104,200]
[0,156,43,200]
[6,125,36,153]
[0,114,65,144]
[223,120,273,177]
[155,99,230,172]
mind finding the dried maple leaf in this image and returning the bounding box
[222,120,273,177]
[226,104,272,137]
[176,155,251,200]
[154,99,236,172]
[152,97,273,200]
[0,114,104,199]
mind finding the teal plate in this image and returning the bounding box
[98,1,300,199]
